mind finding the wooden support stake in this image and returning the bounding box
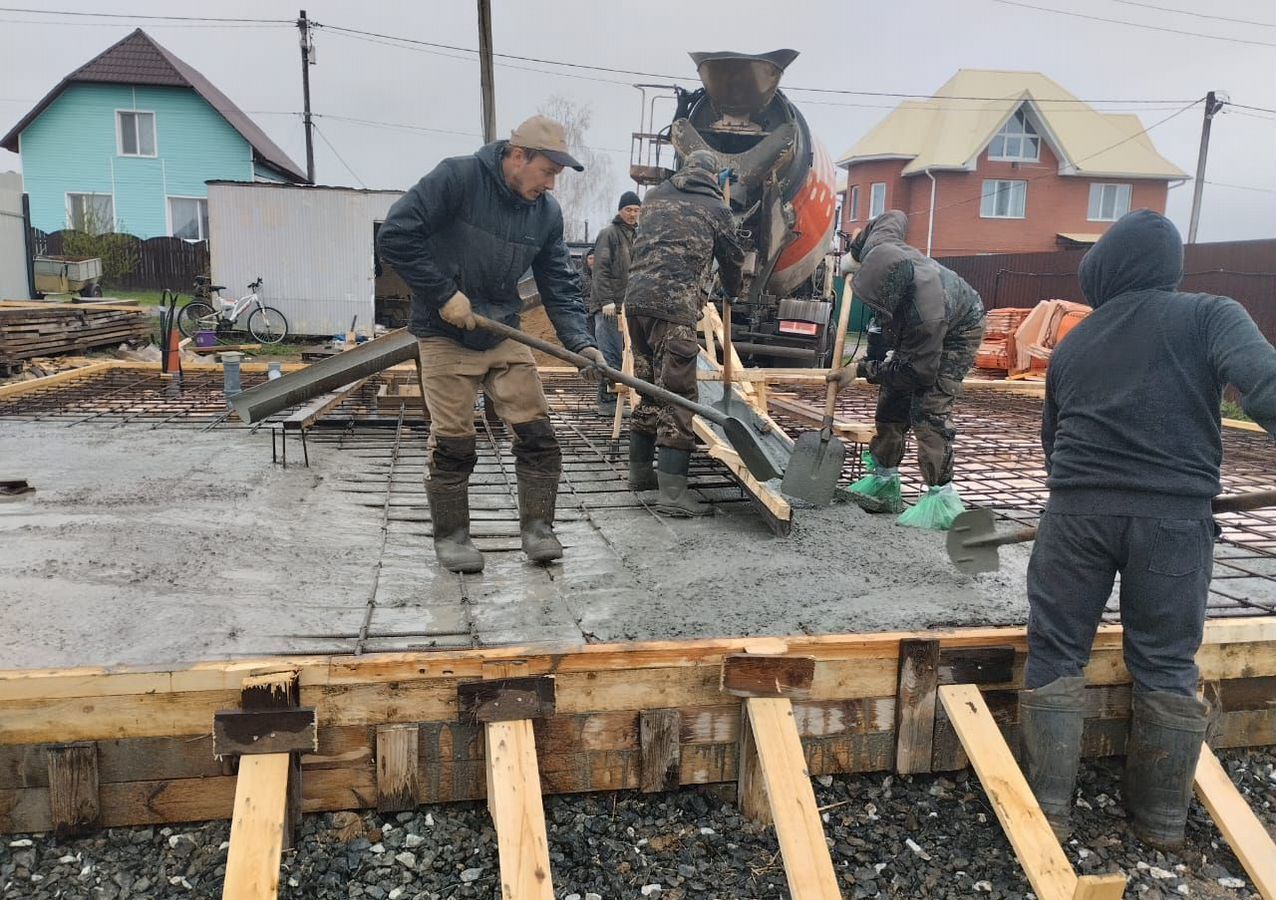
[237,670,302,848]
[937,685,1126,900]
[639,709,681,794]
[895,639,941,775]
[485,720,555,900]
[222,753,291,900]
[376,724,421,813]
[1194,744,1276,899]
[459,676,556,723]
[46,743,99,837]
[737,699,771,826]
[742,697,841,899]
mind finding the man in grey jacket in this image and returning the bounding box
[377,116,605,574]
[590,191,641,415]
[1019,210,1276,849]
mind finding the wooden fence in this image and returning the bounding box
[30,229,209,292]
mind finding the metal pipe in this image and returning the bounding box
[925,168,937,257]
[730,341,818,362]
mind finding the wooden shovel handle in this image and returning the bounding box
[822,280,855,433]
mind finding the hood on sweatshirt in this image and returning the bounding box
[1078,209,1184,308]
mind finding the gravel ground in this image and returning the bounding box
[2,748,1272,899]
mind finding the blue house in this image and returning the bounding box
[2,29,307,239]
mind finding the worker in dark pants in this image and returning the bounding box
[1020,210,1276,848]
[623,150,745,516]
[377,116,605,574]
[591,191,641,416]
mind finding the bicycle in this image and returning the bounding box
[177,276,289,344]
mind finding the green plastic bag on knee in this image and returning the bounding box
[849,461,902,514]
[897,483,966,530]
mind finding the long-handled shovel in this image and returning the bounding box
[948,488,1276,574]
[780,280,854,506]
[473,314,782,482]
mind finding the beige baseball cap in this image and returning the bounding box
[509,115,584,171]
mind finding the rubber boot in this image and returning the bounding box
[517,473,563,564]
[1019,676,1087,840]
[849,465,903,513]
[655,447,713,517]
[425,480,484,574]
[1124,691,1210,851]
[628,431,658,492]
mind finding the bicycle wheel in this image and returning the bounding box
[247,306,289,344]
[177,301,216,338]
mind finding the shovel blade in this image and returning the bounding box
[781,430,847,506]
[946,508,1001,574]
[721,416,782,482]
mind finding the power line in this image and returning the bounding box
[1109,0,1276,28]
[1226,101,1276,115]
[311,123,365,188]
[993,0,1276,47]
[0,16,290,29]
[0,6,292,22]
[1204,180,1276,195]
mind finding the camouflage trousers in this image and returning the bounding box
[628,315,699,451]
[869,315,986,486]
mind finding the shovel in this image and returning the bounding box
[473,314,781,481]
[948,488,1276,574]
[780,280,854,505]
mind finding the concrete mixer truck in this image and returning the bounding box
[629,50,840,366]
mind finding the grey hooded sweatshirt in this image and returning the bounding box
[1043,209,1276,518]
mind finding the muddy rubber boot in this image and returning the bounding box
[655,448,714,517]
[425,480,484,574]
[517,473,564,564]
[1019,676,1087,840]
[1124,691,1210,851]
[628,431,658,492]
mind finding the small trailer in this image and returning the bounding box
[32,255,103,297]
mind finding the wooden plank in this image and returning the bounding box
[485,720,555,900]
[239,670,302,849]
[1194,744,1276,899]
[692,415,792,530]
[283,378,369,430]
[937,646,1017,685]
[736,700,770,826]
[895,639,940,775]
[721,654,815,698]
[213,708,317,757]
[638,709,680,793]
[376,724,420,813]
[221,753,291,900]
[459,676,556,723]
[743,698,841,900]
[0,360,114,400]
[46,744,99,837]
[766,394,876,442]
[937,684,1126,900]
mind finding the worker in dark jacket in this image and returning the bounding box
[827,210,986,529]
[590,191,642,416]
[377,116,605,574]
[624,150,745,516]
[1020,209,1276,848]
[577,248,595,326]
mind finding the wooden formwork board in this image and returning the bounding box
[0,618,1273,836]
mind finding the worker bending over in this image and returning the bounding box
[591,191,642,416]
[1020,210,1276,848]
[623,150,745,516]
[827,210,986,529]
[377,115,605,574]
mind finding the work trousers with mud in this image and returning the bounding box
[628,315,698,451]
[416,336,561,489]
[870,322,983,486]
[1025,511,1215,696]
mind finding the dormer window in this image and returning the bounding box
[988,108,1040,162]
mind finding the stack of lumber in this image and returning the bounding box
[0,302,152,364]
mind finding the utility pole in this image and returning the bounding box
[1187,91,1225,244]
[298,9,316,184]
[476,0,496,142]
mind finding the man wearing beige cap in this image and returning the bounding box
[378,115,605,574]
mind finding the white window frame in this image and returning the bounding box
[980,180,1027,219]
[987,109,1041,163]
[116,109,157,158]
[869,182,886,218]
[167,196,209,241]
[65,192,115,232]
[1087,183,1132,222]
[847,185,860,221]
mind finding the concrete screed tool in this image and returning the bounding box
[781,280,854,506]
[947,488,1276,574]
[473,314,782,482]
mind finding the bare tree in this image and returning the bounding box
[537,95,615,242]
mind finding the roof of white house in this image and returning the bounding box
[837,69,1186,180]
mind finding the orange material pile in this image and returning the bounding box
[974,308,1033,377]
[1010,299,1090,378]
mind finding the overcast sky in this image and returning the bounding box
[1,0,1273,243]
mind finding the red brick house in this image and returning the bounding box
[837,70,1187,256]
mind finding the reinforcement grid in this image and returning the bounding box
[4,367,1274,624]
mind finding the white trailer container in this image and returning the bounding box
[207,181,404,337]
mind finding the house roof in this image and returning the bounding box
[1,28,307,182]
[837,70,1186,180]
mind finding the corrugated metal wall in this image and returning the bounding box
[208,183,402,337]
[0,175,30,300]
[938,239,1276,342]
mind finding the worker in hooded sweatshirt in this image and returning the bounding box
[1018,209,1276,849]
[827,210,986,529]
